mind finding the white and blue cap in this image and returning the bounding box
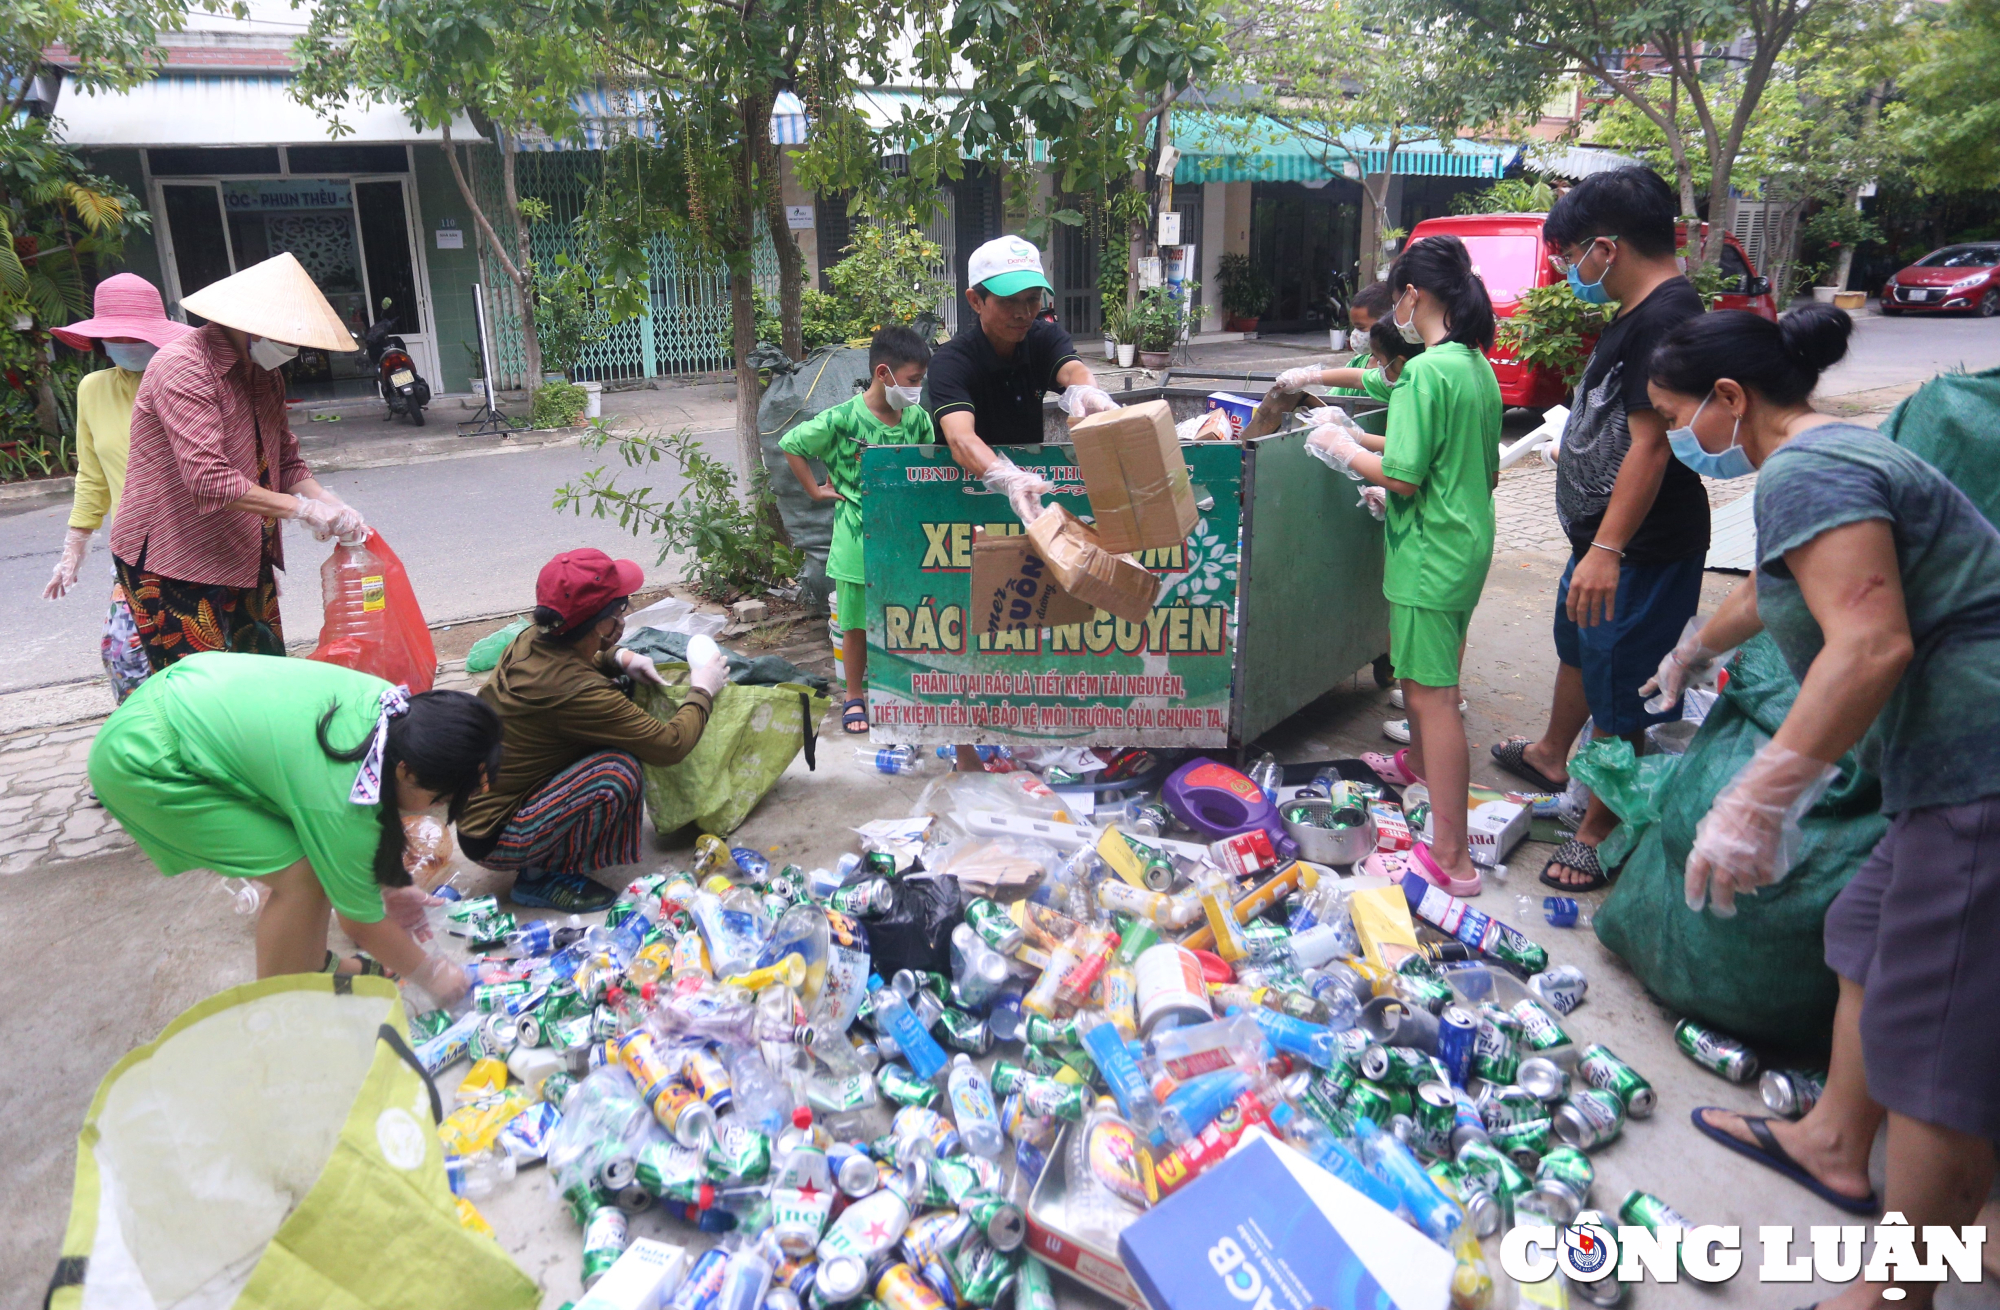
[967,235,1054,297]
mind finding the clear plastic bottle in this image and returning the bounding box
[691,888,769,980]
[865,974,949,1080]
[317,535,389,670]
[856,745,925,775]
[726,1040,794,1135]
[445,1147,517,1199]
[716,1232,779,1310]
[946,1054,1005,1158]
[1352,1114,1465,1243]
[1246,751,1282,803]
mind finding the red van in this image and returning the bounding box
[1402,214,1777,409]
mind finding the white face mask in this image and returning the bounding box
[1392,290,1425,345]
[1348,328,1370,352]
[247,337,300,371]
[104,342,159,372]
[884,383,924,411]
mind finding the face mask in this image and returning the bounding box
[104,342,158,372]
[1565,239,1615,305]
[1392,291,1424,345]
[883,380,924,411]
[1348,328,1370,352]
[1667,392,1756,479]
[247,337,300,371]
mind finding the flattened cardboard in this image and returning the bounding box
[1025,505,1161,624]
[970,528,1094,635]
[1068,399,1200,553]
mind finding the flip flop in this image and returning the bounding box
[1490,738,1567,793]
[840,698,870,735]
[1360,748,1421,787]
[1411,842,1482,897]
[1540,837,1609,891]
[1690,1108,1880,1216]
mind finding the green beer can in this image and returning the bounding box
[1577,1043,1656,1118]
[1673,1019,1759,1083]
[1345,1078,1396,1126]
[1619,1188,1695,1233]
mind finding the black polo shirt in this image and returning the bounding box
[924,318,1080,446]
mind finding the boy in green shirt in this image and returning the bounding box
[781,326,936,733]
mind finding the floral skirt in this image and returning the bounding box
[101,586,152,704]
[113,554,285,673]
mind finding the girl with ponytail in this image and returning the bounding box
[1308,232,1504,896]
[1653,305,2000,1277]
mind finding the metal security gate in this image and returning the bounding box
[470,148,781,388]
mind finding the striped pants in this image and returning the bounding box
[473,750,643,875]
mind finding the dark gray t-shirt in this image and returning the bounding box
[1755,422,2000,813]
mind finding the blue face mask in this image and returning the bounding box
[1667,392,1756,480]
[1564,238,1615,305]
[104,341,158,372]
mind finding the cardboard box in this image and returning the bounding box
[1466,799,1531,868]
[1204,392,1258,440]
[1118,1132,1455,1310]
[1025,505,1161,625]
[1068,399,1200,553]
[969,528,1095,636]
[573,1239,689,1310]
[1025,1123,1145,1305]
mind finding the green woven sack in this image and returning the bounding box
[636,672,832,835]
[1879,364,2000,523]
[1592,634,1886,1052]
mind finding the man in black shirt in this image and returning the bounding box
[926,235,1115,520]
[1489,168,1709,889]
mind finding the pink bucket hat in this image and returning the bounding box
[52,274,196,352]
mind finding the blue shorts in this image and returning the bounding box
[1553,550,1704,736]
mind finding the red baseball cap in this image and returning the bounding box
[536,548,644,629]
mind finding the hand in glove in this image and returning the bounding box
[1639,616,1730,714]
[1056,384,1118,418]
[1357,485,1387,521]
[690,653,730,697]
[408,953,471,1006]
[1275,366,1323,395]
[289,492,367,543]
[381,884,444,936]
[615,646,669,687]
[44,526,91,600]
[1684,741,1838,917]
[1306,424,1368,479]
[981,458,1058,526]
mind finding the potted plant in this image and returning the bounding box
[1215,254,1270,333]
[1131,283,1199,370]
[1097,242,1130,359]
[1101,301,1131,363]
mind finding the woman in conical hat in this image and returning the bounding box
[108,253,374,671]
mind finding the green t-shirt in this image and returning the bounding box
[1754,423,2000,814]
[1378,342,1502,611]
[150,654,395,921]
[779,392,935,584]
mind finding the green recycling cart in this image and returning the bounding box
[861,385,1390,752]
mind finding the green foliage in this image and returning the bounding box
[1128,283,1201,351]
[1097,239,1129,307]
[530,380,588,429]
[823,222,950,337]
[556,424,805,602]
[1451,178,1557,215]
[1495,282,1612,386]
[531,253,611,378]
[1892,0,2000,193]
[735,287,853,360]
[1100,298,1133,344]
[1801,205,1883,253]
[1215,253,1271,320]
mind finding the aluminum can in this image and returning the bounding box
[967,1194,1026,1251]
[1014,1251,1056,1310]
[829,878,897,919]
[1564,1210,1628,1307]
[1517,1055,1571,1103]
[1552,1087,1627,1150]
[1449,1085,1490,1152]
[1488,1116,1551,1170]
[1344,1078,1396,1127]
[1674,1018,1758,1082]
[1531,964,1589,1016]
[1455,1138,1529,1212]
[674,1247,733,1310]
[1411,1081,1457,1158]
[1619,1188,1695,1233]
[1578,1043,1657,1118]
[877,1062,941,1108]
[1470,1012,1520,1085]
[1506,999,1572,1052]
[1525,1143,1595,1223]
[1360,1044,1433,1088]
[581,1204,629,1287]
[685,1048,734,1111]
[901,1211,970,1266]
[875,1260,948,1310]
[1435,1006,1477,1085]
[1760,1068,1825,1119]
[808,1254,869,1310]
[963,898,1024,953]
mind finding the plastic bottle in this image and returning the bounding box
[1287,1118,1402,1214]
[1196,871,1251,963]
[856,745,925,775]
[501,916,586,959]
[716,1232,779,1310]
[1519,894,1592,929]
[726,1041,793,1135]
[317,535,389,672]
[1352,1114,1465,1243]
[1076,1011,1160,1138]
[1235,1003,1339,1068]
[1157,1068,1253,1145]
[866,974,949,1080]
[1246,752,1282,803]
[692,888,769,981]
[946,1054,1006,1158]
[445,1147,517,1199]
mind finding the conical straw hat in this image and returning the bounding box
[178,252,360,352]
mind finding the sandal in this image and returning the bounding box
[1690,1108,1880,1216]
[1539,837,1608,891]
[1411,842,1482,897]
[841,698,870,735]
[1490,737,1567,793]
[1359,748,1421,787]
[320,951,389,977]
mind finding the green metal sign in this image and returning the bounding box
[862,442,1242,746]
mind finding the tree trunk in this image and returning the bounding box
[33,366,59,436]
[759,131,806,361]
[728,93,773,482]
[1358,171,1393,284]
[444,118,542,390]
[1832,81,1891,292]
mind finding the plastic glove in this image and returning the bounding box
[1684,741,1839,917]
[616,647,668,687]
[1056,384,1118,418]
[1358,485,1387,521]
[1640,616,1731,714]
[382,883,444,934]
[44,526,91,600]
[1275,366,1322,395]
[1306,426,1368,479]
[409,953,472,1005]
[288,495,343,541]
[690,654,729,697]
[981,458,1058,525]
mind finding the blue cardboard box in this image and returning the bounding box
[1117,1133,1455,1310]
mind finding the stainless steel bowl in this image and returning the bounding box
[1280,798,1377,866]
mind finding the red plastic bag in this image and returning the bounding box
[307,528,438,692]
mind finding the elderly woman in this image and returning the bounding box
[110,252,370,670]
[1648,305,2000,1310]
[44,275,195,701]
[457,549,728,912]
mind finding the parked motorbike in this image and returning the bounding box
[359,298,431,426]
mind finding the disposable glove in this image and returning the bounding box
[409,953,472,1005]
[1056,384,1118,418]
[1358,485,1387,520]
[690,654,730,697]
[1684,741,1839,917]
[44,526,91,599]
[1306,423,1368,480]
[1640,616,1731,714]
[290,492,367,543]
[381,883,444,935]
[1274,366,1323,395]
[616,647,669,687]
[981,458,1058,525]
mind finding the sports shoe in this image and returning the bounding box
[510,869,618,913]
[1382,718,1412,743]
[1387,688,1467,712]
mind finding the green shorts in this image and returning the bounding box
[1389,603,1472,688]
[834,579,867,634]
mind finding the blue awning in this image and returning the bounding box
[1170,111,1516,183]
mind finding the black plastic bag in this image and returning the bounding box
[864,874,964,978]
